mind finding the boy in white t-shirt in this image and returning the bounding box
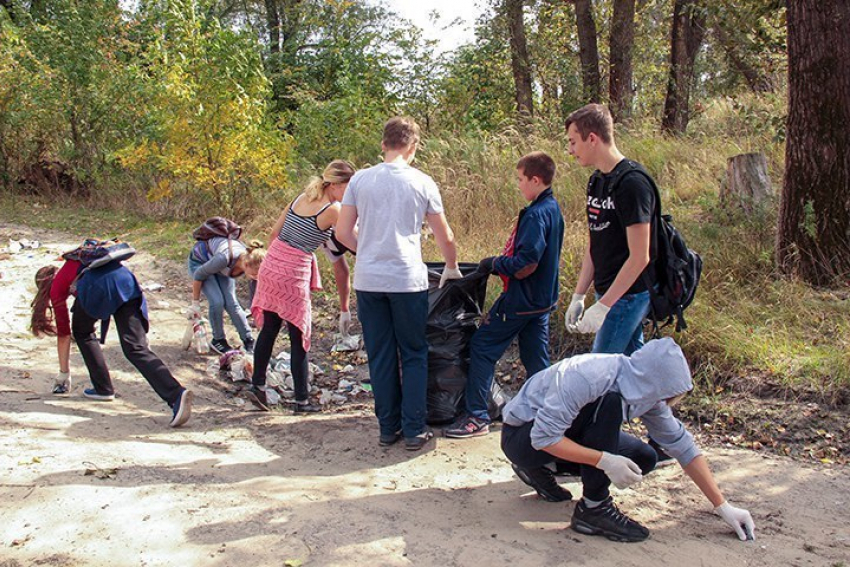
[336,116,461,450]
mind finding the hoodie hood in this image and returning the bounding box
[615,338,693,410]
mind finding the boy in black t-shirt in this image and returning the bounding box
[564,104,655,356]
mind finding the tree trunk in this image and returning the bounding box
[721,153,774,212]
[713,25,773,93]
[506,0,534,118]
[573,0,601,103]
[609,0,635,122]
[662,0,706,133]
[265,0,281,54]
[777,0,850,285]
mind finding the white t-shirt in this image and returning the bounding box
[341,162,444,292]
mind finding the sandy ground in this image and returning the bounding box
[1,223,849,567]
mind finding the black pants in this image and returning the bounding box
[501,392,657,501]
[251,310,309,402]
[72,298,183,407]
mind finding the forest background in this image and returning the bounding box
[0,0,847,459]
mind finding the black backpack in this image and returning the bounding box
[607,161,702,334]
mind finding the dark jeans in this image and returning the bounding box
[72,298,183,406]
[251,310,309,402]
[465,310,550,421]
[501,392,657,501]
[356,289,429,439]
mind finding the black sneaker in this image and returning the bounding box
[169,389,194,428]
[210,338,234,354]
[404,428,434,451]
[294,400,321,413]
[648,438,676,467]
[242,337,255,355]
[511,463,573,502]
[379,431,402,446]
[245,386,270,411]
[571,496,650,543]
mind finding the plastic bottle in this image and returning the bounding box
[194,320,209,354]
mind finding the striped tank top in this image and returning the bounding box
[278,195,334,253]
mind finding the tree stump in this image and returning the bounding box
[721,152,774,212]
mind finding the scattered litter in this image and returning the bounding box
[265,388,281,406]
[83,462,119,479]
[331,333,362,352]
[6,239,40,254]
[340,364,355,374]
[142,282,165,292]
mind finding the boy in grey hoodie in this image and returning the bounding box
[501,338,755,543]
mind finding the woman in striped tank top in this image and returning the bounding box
[247,159,356,413]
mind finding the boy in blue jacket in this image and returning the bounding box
[446,151,565,439]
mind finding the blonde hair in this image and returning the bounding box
[304,159,356,202]
[242,239,266,272]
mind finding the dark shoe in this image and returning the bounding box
[294,400,321,413]
[210,338,234,354]
[571,496,650,543]
[83,388,115,401]
[444,415,490,439]
[169,389,194,428]
[405,428,434,451]
[245,386,270,411]
[379,431,402,446]
[512,463,573,502]
[242,337,255,355]
[648,438,676,467]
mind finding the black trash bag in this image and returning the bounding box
[425,262,488,424]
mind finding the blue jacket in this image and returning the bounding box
[75,262,148,328]
[492,187,565,318]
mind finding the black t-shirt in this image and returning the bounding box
[586,159,656,295]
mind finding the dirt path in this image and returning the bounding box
[1,224,848,567]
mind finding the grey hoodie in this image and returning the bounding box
[502,337,700,466]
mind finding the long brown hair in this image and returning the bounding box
[31,265,58,337]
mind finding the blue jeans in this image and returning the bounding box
[592,290,650,355]
[357,289,429,439]
[188,258,252,343]
[465,309,550,421]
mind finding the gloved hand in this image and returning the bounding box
[339,311,353,336]
[187,300,202,320]
[52,371,71,394]
[477,256,497,275]
[575,301,610,334]
[439,265,463,288]
[597,451,643,489]
[564,293,586,332]
[715,502,756,541]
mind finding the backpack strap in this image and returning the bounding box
[606,161,669,337]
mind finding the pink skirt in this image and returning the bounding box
[251,239,322,351]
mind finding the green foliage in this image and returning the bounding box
[0,0,146,190]
[116,0,292,218]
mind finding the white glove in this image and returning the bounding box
[187,300,202,320]
[565,293,586,332]
[597,451,643,489]
[339,311,353,336]
[52,371,71,394]
[439,266,463,288]
[575,301,610,334]
[715,502,756,541]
